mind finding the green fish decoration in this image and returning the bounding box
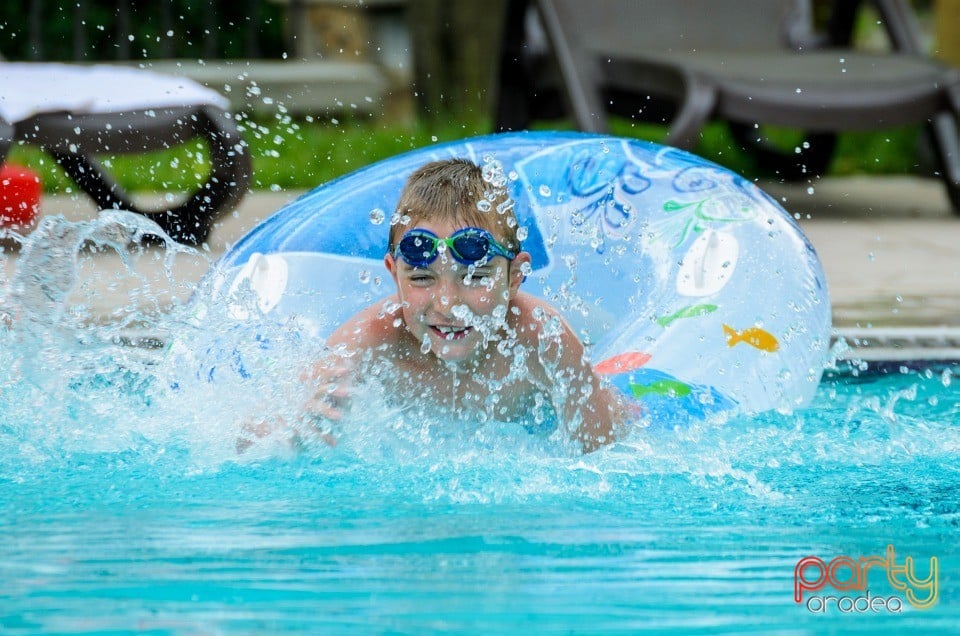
[656,303,718,328]
[629,379,692,399]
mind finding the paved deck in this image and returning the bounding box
[766,176,960,360]
[4,174,959,361]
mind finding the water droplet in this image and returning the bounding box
[516,226,528,241]
[476,199,492,212]
[481,160,507,187]
[358,269,371,284]
[369,208,385,225]
[539,184,551,197]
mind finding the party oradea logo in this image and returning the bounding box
[794,545,938,613]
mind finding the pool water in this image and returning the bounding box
[1,218,957,633]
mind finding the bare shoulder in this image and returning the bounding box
[508,292,589,375]
[510,292,578,341]
[325,295,403,352]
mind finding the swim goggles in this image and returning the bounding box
[393,227,517,268]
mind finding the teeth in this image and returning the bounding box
[435,325,470,339]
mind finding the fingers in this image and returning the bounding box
[235,413,337,454]
[301,357,356,422]
[236,417,284,454]
[305,376,352,420]
[302,393,346,421]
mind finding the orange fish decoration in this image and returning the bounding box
[594,351,652,375]
[722,324,779,352]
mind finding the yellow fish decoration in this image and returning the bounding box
[723,324,779,353]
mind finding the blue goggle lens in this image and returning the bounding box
[395,227,515,267]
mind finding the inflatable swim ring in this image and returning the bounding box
[197,132,831,424]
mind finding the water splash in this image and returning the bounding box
[8,211,186,325]
[0,214,957,516]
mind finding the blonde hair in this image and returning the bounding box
[388,158,520,253]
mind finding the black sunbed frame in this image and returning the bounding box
[0,103,251,245]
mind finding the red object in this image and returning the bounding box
[0,164,41,228]
[593,351,652,375]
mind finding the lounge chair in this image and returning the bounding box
[495,0,960,211]
[0,63,251,244]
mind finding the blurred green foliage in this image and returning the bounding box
[0,1,930,194]
[0,0,285,61]
[4,114,924,195]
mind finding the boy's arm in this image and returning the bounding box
[236,298,401,454]
[303,296,401,421]
[556,330,631,453]
[522,297,630,453]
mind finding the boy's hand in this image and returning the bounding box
[301,354,355,421]
[235,415,337,453]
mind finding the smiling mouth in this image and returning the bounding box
[431,325,472,340]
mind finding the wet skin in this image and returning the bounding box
[309,220,630,452]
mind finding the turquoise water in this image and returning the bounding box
[1,218,958,633]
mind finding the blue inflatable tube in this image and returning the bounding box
[195,132,831,422]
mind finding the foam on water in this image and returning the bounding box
[0,214,957,632]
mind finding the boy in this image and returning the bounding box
[303,158,630,453]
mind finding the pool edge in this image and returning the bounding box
[834,326,960,363]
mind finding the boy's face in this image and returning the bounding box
[385,220,529,365]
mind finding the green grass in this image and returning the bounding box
[603,118,925,179]
[3,113,925,194]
